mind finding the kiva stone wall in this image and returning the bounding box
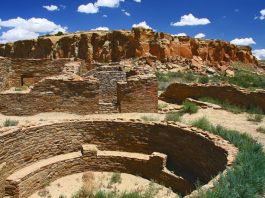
[117,75,158,113]
[0,58,87,91]
[0,120,237,198]
[6,147,191,198]
[0,77,100,115]
[160,83,265,112]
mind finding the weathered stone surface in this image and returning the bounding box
[160,82,265,112]
[0,28,259,70]
[0,64,158,115]
[0,120,238,197]
[0,58,87,91]
[117,74,158,113]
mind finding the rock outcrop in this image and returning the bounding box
[0,28,258,70]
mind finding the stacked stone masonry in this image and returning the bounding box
[6,147,191,198]
[0,58,158,115]
[118,75,158,113]
[160,82,265,112]
[0,120,238,197]
[0,57,87,90]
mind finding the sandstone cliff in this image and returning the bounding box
[0,28,258,70]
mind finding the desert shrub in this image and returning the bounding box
[256,127,265,134]
[192,117,265,198]
[198,76,209,84]
[141,115,159,122]
[14,85,28,91]
[110,172,122,185]
[228,70,265,89]
[55,31,64,36]
[182,101,199,114]
[164,112,183,122]
[158,103,168,109]
[3,119,19,127]
[247,114,264,123]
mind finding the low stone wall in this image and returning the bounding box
[0,58,87,91]
[0,120,237,197]
[0,77,100,115]
[6,146,191,198]
[160,83,265,112]
[117,75,158,113]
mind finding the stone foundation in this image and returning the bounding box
[0,119,238,197]
[160,82,265,112]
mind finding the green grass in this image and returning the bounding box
[256,127,265,134]
[164,112,183,122]
[141,115,160,122]
[158,103,168,109]
[192,117,265,198]
[182,101,199,114]
[247,114,264,123]
[156,66,265,91]
[198,76,209,84]
[199,97,264,115]
[71,181,161,198]
[110,173,122,185]
[3,119,19,127]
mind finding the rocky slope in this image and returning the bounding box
[0,28,258,71]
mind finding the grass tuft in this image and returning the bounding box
[110,172,122,185]
[141,115,160,122]
[3,119,19,127]
[164,112,183,122]
[247,114,264,123]
[182,101,199,114]
[256,127,265,134]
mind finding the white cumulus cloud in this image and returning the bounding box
[95,0,124,8]
[253,49,265,60]
[0,17,67,43]
[91,27,110,31]
[122,9,131,16]
[43,5,59,11]
[132,21,152,29]
[78,0,125,14]
[195,33,206,38]
[171,13,210,26]
[77,3,99,14]
[230,37,256,46]
[258,9,265,20]
[133,0,141,2]
[172,33,187,37]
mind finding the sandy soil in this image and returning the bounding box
[29,172,177,198]
[181,108,265,148]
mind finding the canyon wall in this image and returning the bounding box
[0,28,258,70]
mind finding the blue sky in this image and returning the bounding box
[0,0,265,58]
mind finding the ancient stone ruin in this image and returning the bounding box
[0,119,238,198]
[0,57,158,115]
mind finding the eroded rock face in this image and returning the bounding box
[0,28,258,69]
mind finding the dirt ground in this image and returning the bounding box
[29,172,177,198]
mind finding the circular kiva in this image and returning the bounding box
[0,119,238,198]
